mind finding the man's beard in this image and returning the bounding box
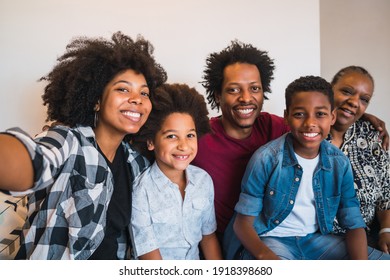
[238,124,253,129]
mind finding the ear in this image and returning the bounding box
[215,92,221,105]
[283,109,289,125]
[147,139,155,151]
[94,100,100,112]
[330,109,336,126]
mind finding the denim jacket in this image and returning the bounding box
[223,133,365,259]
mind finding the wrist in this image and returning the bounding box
[379,228,390,235]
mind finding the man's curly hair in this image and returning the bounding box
[285,75,334,112]
[202,40,275,111]
[132,83,210,161]
[40,31,167,127]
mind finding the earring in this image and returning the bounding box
[94,111,98,128]
[93,101,100,128]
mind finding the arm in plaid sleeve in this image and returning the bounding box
[0,126,78,194]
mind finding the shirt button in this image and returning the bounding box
[295,177,300,182]
[269,191,274,195]
[297,165,301,169]
[275,220,280,224]
[290,200,294,204]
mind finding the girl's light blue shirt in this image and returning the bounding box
[131,162,216,260]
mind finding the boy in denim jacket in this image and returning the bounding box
[227,76,389,260]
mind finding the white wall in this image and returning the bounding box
[0,0,320,135]
[320,0,390,126]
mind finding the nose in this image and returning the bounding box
[238,89,252,103]
[346,94,359,108]
[177,138,189,151]
[304,115,317,129]
[128,91,142,105]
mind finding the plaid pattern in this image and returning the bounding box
[0,193,28,259]
[2,125,149,259]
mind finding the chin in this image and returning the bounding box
[238,123,254,129]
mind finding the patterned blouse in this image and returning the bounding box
[332,119,390,234]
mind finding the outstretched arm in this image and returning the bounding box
[362,113,389,150]
[0,134,34,191]
[234,213,280,260]
[200,232,223,259]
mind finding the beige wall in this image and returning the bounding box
[320,0,390,126]
[0,0,320,135]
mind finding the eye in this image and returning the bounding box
[141,91,150,98]
[340,88,352,96]
[316,111,328,117]
[166,134,177,139]
[226,87,240,94]
[360,97,370,104]
[293,112,304,118]
[117,87,129,93]
[187,133,197,139]
[250,86,262,93]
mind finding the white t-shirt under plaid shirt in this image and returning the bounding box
[1,125,149,259]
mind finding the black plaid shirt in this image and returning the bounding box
[3,125,149,259]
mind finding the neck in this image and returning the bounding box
[220,118,252,140]
[330,125,348,148]
[93,127,123,162]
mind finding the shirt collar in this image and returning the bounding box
[283,132,332,171]
[149,161,191,192]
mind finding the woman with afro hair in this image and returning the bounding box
[131,83,222,260]
[0,31,167,259]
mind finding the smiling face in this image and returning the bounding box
[149,112,198,180]
[95,69,152,142]
[218,63,264,139]
[332,71,374,130]
[285,91,335,159]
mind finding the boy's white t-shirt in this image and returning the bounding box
[261,153,319,237]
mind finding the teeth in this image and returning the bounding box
[341,108,353,115]
[122,111,141,118]
[237,109,253,114]
[303,133,318,138]
[175,155,189,160]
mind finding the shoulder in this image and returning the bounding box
[251,133,287,163]
[188,164,211,174]
[320,140,352,170]
[322,139,347,157]
[133,166,153,192]
[257,112,285,125]
[123,142,150,176]
[354,119,382,143]
[254,112,290,136]
[188,165,214,190]
[259,133,287,152]
[188,165,213,181]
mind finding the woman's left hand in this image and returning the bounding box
[378,233,390,254]
[361,113,389,150]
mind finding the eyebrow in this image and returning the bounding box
[291,105,331,110]
[226,81,261,86]
[161,128,196,134]
[113,80,149,88]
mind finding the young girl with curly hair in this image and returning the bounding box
[131,83,222,260]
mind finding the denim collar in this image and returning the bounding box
[282,133,332,171]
